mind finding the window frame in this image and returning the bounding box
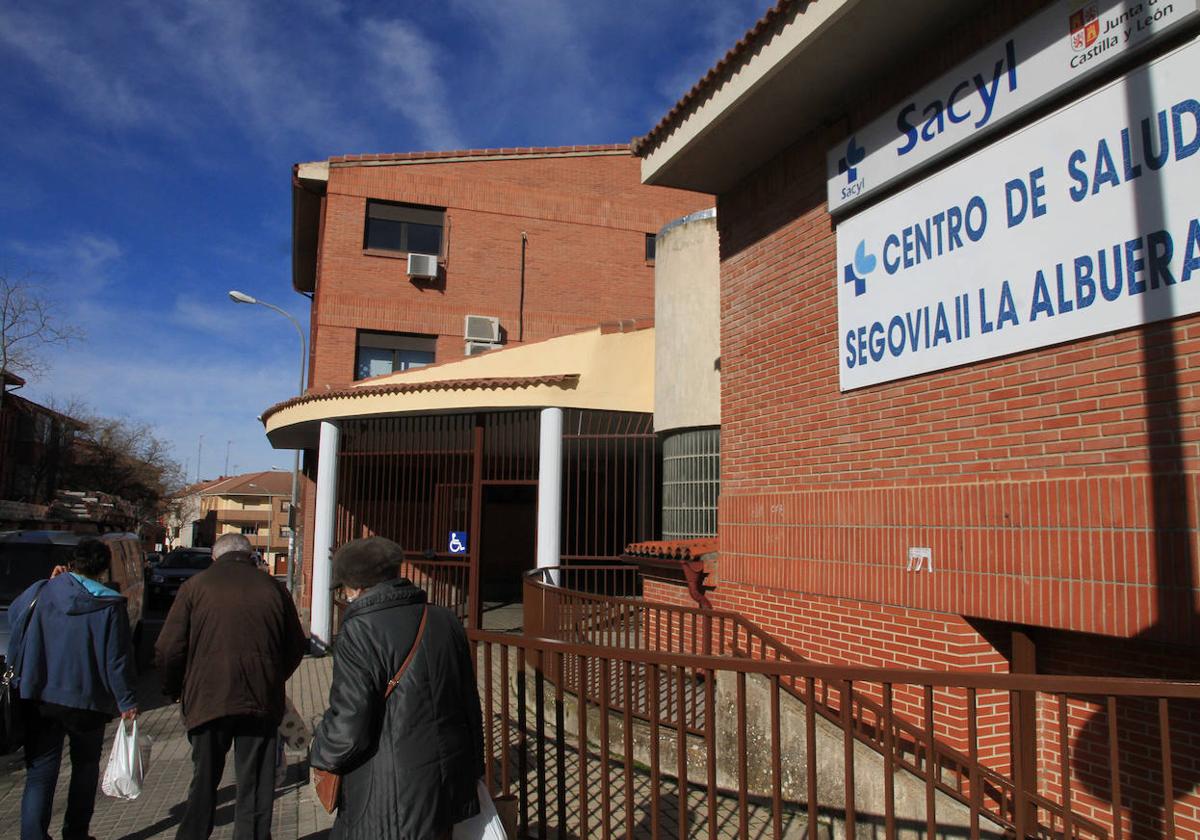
[354,330,437,381]
[363,200,445,258]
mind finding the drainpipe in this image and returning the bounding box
[536,407,562,586]
[309,420,340,649]
[518,232,527,342]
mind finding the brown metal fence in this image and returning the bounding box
[516,566,1200,839]
[334,414,474,554]
[328,410,660,625]
[561,410,659,563]
[470,628,1200,840]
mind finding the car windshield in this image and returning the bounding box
[161,551,212,570]
[0,543,77,604]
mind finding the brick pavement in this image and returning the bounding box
[0,655,336,840]
[0,634,810,839]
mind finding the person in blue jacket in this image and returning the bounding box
[6,538,138,840]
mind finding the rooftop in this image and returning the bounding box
[200,470,292,497]
[633,0,971,194]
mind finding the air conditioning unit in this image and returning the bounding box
[464,314,501,343]
[465,340,500,356]
[407,252,439,279]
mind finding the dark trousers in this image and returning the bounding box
[177,715,278,840]
[20,702,107,840]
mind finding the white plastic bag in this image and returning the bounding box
[101,719,151,800]
[452,779,507,840]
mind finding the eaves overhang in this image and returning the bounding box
[292,161,328,294]
[635,0,974,195]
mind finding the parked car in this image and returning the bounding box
[147,546,213,610]
[0,530,147,659]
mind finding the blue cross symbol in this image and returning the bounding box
[843,240,877,297]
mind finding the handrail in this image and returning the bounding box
[518,565,1187,840]
[479,625,1200,698]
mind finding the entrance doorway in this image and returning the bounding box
[479,484,537,630]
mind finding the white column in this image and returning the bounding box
[536,408,563,584]
[309,420,341,646]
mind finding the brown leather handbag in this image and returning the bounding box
[312,605,429,814]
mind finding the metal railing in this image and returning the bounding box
[333,553,470,635]
[512,565,1200,839]
[401,553,470,622]
[469,629,1200,840]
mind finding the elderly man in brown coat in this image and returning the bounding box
[155,533,307,840]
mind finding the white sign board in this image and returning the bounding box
[837,38,1200,391]
[827,0,1198,214]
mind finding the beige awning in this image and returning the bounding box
[263,323,654,449]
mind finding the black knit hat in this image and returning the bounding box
[330,537,403,589]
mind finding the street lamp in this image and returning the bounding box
[228,289,307,594]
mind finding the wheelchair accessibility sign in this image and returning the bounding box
[448,531,468,555]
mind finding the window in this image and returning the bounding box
[364,200,444,255]
[239,525,258,536]
[355,331,437,380]
[645,233,657,262]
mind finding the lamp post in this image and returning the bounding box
[228,290,306,594]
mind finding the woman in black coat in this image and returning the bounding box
[310,537,485,840]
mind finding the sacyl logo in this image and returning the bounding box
[842,240,877,297]
[838,136,865,183]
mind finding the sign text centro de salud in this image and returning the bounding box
[828,0,1197,214]
[833,24,1200,391]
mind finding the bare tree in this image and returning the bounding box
[57,404,187,524]
[0,272,82,406]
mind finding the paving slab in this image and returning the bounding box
[0,655,336,840]
[0,637,806,839]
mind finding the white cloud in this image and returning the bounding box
[30,349,295,479]
[360,19,465,151]
[651,0,769,109]
[7,229,301,477]
[0,6,158,130]
[5,233,123,299]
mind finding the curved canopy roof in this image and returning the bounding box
[263,321,654,450]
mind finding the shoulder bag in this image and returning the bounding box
[1,582,46,754]
[312,604,428,814]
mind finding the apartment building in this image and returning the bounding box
[272,145,710,637]
[198,470,292,573]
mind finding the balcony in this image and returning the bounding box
[212,508,275,524]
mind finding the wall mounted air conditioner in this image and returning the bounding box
[407,252,439,279]
[465,340,500,356]
[464,314,501,343]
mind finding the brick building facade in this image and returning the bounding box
[293,146,707,390]
[282,146,709,622]
[635,1,1200,836]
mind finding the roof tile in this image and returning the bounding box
[624,538,719,561]
[633,0,797,157]
[326,143,631,167]
[262,373,581,424]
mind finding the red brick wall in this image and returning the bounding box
[309,152,709,388]
[645,576,1200,837]
[702,0,1199,834]
[1035,633,1200,839]
[643,578,1013,768]
[716,0,1198,644]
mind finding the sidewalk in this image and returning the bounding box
[0,656,337,840]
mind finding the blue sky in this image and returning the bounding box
[0,0,765,483]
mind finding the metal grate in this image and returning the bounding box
[561,410,659,562]
[335,414,474,554]
[661,427,719,539]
